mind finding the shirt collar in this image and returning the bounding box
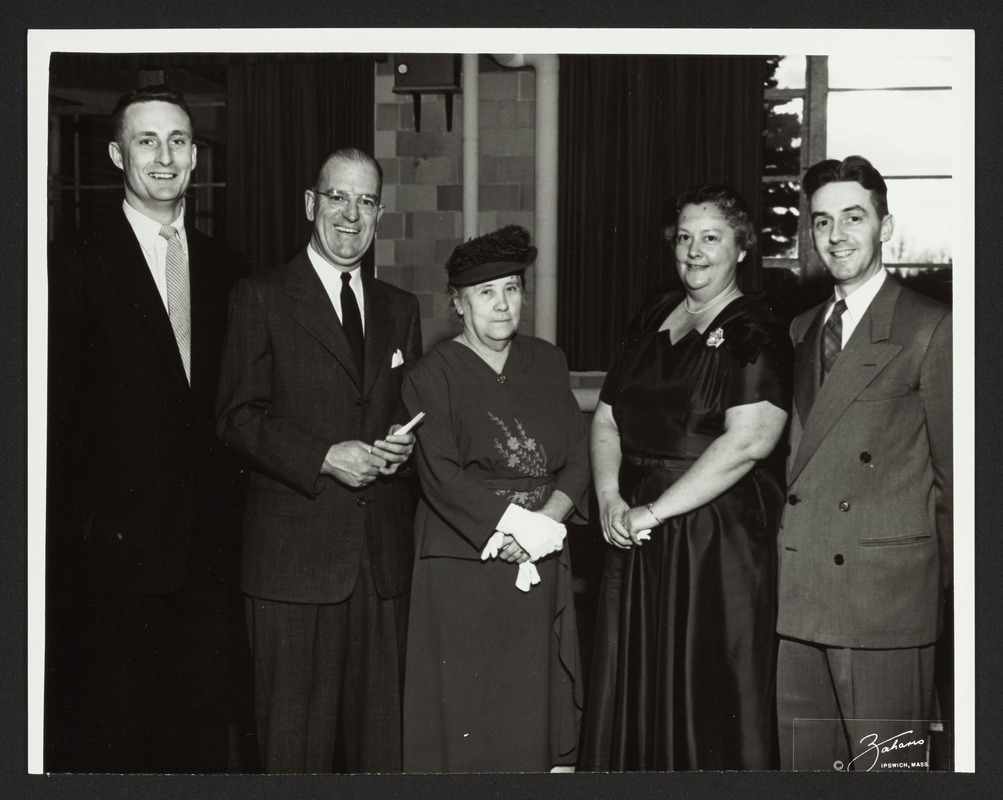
[122,199,185,234]
[307,243,362,287]
[835,267,886,325]
[120,198,186,258]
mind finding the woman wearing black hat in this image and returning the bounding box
[400,225,588,772]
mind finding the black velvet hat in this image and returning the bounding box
[445,224,538,287]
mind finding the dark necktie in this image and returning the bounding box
[340,270,365,372]
[820,297,847,384]
[159,225,191,384]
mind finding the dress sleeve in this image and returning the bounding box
[598,344,627,407]
[402,354,512,550]
[551,348,591,519]
[723,317,794,413]
[599,293,674,407]
[599,332,645,408]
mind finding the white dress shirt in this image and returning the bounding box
[307,244,366,332]
[823,268,887,348]
[121,200,188,311]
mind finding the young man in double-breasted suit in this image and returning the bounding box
[775,156,952,770]
[45,85,248,772]
[217,148,422,773]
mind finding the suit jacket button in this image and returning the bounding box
[356,497,367,507]
[839,500,851,512]
[834,554,845,565]
[355,398,364,406]
[787,494,800,505]
[860,451,872,463]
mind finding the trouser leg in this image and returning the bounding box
[340,543,407,773]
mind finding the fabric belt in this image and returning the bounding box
[477,474,556,512]
[624,454,696,471]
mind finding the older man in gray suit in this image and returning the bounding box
[775,155,952,770]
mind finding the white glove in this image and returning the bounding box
[496,504,566,560]
[480,531,543,592]
[515,562,541,592]
[480,530,506,561]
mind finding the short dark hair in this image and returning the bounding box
[802,155,889,218]
[110,84,194,144]
[664,183,757,252]
[315,147,384,199]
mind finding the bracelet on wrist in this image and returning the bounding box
[646,502,664,525]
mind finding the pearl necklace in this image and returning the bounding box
[683,286,741,315]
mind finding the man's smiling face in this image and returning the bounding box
[809,180,893,293]
[109,100,196,221]
[305,157,384,272]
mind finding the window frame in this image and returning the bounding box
[48,100,225,241]
[763,55,953,280]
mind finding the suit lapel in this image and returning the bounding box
[362,277,395,396]
[287,253,363,390]
[101,210,189,384]
[793,305,825,424]
[187,228,217,392]
[789,278,903,483]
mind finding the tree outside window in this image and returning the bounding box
[762,54,953,302]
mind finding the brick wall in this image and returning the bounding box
[374,56,538,351]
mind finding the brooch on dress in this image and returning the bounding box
[706,327,725,348]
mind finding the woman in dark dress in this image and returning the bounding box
[402,226,589,773]
[580,185,792,771]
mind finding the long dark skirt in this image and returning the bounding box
[581,460,781,771]
[403,548,581,773]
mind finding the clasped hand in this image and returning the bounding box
[322,424,415,488]
[496,533,530,564]
[598,490,654,549]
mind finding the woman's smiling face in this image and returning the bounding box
[673,203,746,299]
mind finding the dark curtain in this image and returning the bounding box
[557,55,766,371]
[226,57,376,273]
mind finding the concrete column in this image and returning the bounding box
[461,54,479,242]
[492,54,559,343]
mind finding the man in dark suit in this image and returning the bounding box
[45,85,248,772]
[216,147,422,773]
[775,155,953,770]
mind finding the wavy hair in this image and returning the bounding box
[663,184,757,252]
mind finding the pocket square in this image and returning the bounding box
[391,348,404,368]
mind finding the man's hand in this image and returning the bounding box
[321,441,387,487]
[372,424,416,476]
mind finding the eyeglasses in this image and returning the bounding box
[313,189,382,215]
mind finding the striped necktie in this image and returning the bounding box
[159,225,191,383]
[820,297,847,384]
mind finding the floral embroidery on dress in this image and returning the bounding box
[488,412,548,477]
[497,485,552,509]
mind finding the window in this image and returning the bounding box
[762,55,953,283]
[762,56,806,264]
